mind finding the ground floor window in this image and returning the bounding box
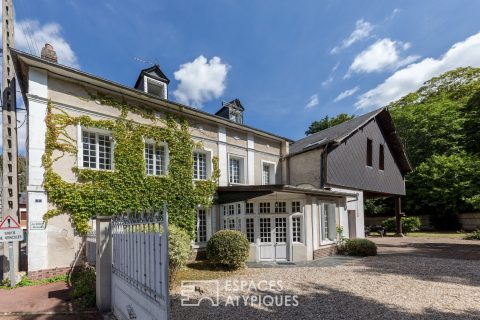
[196,209,207,243]
[259,218,272,243]
[246,218,255,243]
[321,203,337,242]
[292,216,302,243]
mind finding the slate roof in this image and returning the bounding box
[290,107,412,174]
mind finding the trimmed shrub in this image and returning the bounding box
[169,225,192,284]
[207,230,250,270]
[464,230,480,240]
[342,239,377,256]
[382,216,421,235]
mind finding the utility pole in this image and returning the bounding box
[1,0,19,282]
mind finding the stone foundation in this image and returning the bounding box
[313,245,338,259]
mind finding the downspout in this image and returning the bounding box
[320,144,329,189]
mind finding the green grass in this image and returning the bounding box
[0,274,67,290]
[173,261,246,289]
[405,231,465,239]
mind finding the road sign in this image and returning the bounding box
[0,215,24,242]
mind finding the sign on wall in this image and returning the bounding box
[30,220,47,230]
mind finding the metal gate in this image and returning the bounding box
[110,208,169,320]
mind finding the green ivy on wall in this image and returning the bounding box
[43,94,219,237]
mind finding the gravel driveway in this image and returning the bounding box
[171,237,480,320]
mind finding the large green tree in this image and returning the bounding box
[305,113,355,135]
[389,67,480,228]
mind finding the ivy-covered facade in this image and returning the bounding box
[13,49,387,274]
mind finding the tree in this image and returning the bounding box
[389,67,480,229]
[305,113,355,135]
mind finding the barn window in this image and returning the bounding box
[379,144,385,170]
[366,139,373,167]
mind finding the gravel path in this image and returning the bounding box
[171,237,480,320]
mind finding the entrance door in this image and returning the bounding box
[258,216,288,261]
[274,217,287,261]
[258,217,274,261]
[348,210,357,239]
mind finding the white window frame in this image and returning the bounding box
[144,139,169,176]
[291,214,304,244]
[319,201,337,245]
[196,209,207,243]
[193,149,212,180]
[77,126,114,170]
[144,75,167,99]
[261,160,276,185]
[228,154,246,185]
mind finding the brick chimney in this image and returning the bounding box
[41,43,58,63]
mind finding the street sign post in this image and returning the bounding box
[0,215,23,286]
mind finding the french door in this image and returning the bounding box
[258,216,288,261]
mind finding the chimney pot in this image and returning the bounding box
[41,43,58,63]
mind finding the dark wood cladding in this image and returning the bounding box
[326,118,406,195]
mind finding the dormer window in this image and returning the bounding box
[145,77,166,99]
[134,65,170,100]
[215,99,245,124]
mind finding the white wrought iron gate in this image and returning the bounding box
[111,208,169,320]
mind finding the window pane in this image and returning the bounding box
[82,131,97,168]
[260,218,271,243]
[196,209,207,243]
[275,217,287,243]
[246,203,254,214]
[292,216,302,243]
[246,218,255,243]
[367,139,373,167]
[275,202,286,213]
[145,143,154,175]
[98,134,112,170]
[229,158,240,184]
[193,152,207,180]
[156,145,166,175]
[262,164,270,185]
[259,202,270,214]
[292,201,301,213]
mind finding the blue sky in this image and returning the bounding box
[9,0,480,143]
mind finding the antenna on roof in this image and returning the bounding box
[134,56,158,66]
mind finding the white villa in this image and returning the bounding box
[11,45,410,277]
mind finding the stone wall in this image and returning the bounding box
[365,213,480,231]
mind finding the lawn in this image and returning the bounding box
[172,261,247,289]
[368,231,465,239]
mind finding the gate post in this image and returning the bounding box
[96,216,112,313]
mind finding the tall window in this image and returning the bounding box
[193,152,207,180]
[262,163,273,185]
[379,144,385,170]
[292,216,302,243]
[246,218,255,243]
[229,157,242,184]
[82,131,112,169]
[145,143,166,175]
[321,203,336,242]
[366,139,373,167]
[196,209,207,243]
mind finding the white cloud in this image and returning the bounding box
[355,32,480,109]
[304,94,319,109]
[15,19,79,68]
[173,56,229,108]
[0,12,78,153]
[322,62,340,87]
[334,86,359,102]
[347,38,420,76]
[331,19,374,54]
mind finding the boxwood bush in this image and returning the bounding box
[169,225,192,285]
[464,230,480,240]
[207,230,250,270]
[382,216,421,235]
[341,239,377,256]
